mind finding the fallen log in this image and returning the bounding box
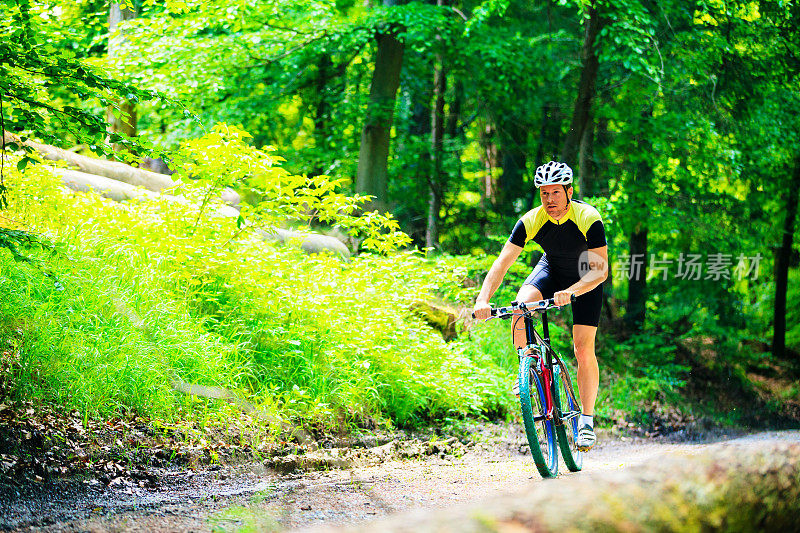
[4,131,176,192]
[52,166,350,258]
[56,167,158,203]
[262,228,351,260]
[5,131,348,258]
[54,167,241,218]
[3,130,241,207]
[321,439,800,532]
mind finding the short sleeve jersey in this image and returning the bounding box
[508,199,607,281]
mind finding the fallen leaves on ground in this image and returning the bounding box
[0,399,290,486]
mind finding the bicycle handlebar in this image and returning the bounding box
[471,294,577,320]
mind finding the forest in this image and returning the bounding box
[1,0,800,479]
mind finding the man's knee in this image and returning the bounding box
[572,326,597,360]
[516,284,543,302]
[573,342,596,361]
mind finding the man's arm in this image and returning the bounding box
[553,245,609,306]
[474,241,524,318]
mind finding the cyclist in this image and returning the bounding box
[473,161,608,451]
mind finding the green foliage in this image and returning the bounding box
[0,0,157,149]
[599,332,690,417]
[0,228,52,263]
[0,137,510,431]
[0,0,181,210]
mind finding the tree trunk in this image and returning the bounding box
[594,115,611,195]
[426,15,446,250]
[528,102,562,211]
[625,225,648,332]
[404,85,432,246]
[773,154,800,359]
[403,103,431,246]
[479,122,499,209]
[445,79,462,140]
[107,3,137,151]
[341,441,800,532]
[355,3,405,210]
[577,114,595,198]
[312,53,333,176]
[445,78,463,188]
[426,190,441,249]
[560,3,603,169]
[624,108,654,333]
[498,120,527,216]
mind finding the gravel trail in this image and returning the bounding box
[3,427,799,532]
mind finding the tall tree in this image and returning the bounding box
[312,53,334,176]
[355,0,406,209]
[106,2,137,152]
[426,0,448,249]
[560,1,603,170]
[479,121,499,209]
[773,155,800,358]
[577,117,594,198]
[624,123,652,332]
[497,119,528,216]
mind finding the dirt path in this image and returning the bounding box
[3,427,799,532]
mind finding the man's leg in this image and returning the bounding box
[572,324,599,416]
[512,285,544,349]
[573,324,599,450]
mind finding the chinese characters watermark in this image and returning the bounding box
[612,253,762,282]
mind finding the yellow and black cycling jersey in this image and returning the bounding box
[509,199,607,280]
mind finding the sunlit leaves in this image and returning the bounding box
[172,123,410,253]
[0,0,175,202]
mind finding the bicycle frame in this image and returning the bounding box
[515,304,581,427]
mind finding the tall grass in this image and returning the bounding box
[0,156,514,432]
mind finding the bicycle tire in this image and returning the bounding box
[518,353,558,478]
[554,365,583,472]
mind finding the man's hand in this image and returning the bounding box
[473,301,492,320]
[553,290,576,307]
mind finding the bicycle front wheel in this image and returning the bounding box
[554,365,583,472]
[518,354,558,478]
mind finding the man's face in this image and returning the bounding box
[540,184,572,219]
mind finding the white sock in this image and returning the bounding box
[579,414,594,429]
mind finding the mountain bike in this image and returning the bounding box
[474,297,583,478]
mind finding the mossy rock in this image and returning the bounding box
[411,301,458,341]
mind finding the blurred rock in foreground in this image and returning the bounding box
[316,440,800,532]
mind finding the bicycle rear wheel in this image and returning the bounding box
[554,365,583,472]
[518,353,558,478]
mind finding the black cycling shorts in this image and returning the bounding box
[523,254,603,327]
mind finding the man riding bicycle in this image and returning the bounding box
[473,161,608,451]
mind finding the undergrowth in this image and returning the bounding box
[0,126,514,439]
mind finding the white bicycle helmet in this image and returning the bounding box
[534,161,573,187]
